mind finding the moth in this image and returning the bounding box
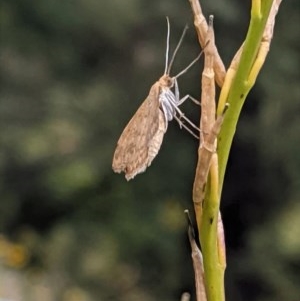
[112,18,203,180]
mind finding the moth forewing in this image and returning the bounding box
[125,110,167,181]
[146,109,167,166]
[112,81,165,180]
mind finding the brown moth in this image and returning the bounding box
[112,18,203,180]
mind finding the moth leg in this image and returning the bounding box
[174,115,199,139]
[171,79,200,137]
[173,104,200,133]
[178,94,200,106]
[174,78,200,106]
[174,77,180,100]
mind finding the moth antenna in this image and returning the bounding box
[174,50,203,79]
[175,17,213,78]
[164,17,170,75]
[167,24,188,75]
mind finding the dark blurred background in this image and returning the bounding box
[0,0,299,300]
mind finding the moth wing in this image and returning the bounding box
[112,82,164,180]
[145,108,167,172]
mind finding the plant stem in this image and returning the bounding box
[217,0,274,197]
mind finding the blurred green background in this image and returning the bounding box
[0,0,299,300]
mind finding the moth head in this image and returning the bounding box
[159,74,174,88]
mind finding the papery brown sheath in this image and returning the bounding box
[112,18,203,180]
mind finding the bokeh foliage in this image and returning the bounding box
[0,0,299,300]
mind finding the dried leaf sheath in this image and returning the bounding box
[112,80,167,181]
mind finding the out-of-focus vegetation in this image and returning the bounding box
[0,0,299,300]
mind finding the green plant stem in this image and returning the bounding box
[200,1,274,300]
[217,0,273,197]
[200,156,225,301]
